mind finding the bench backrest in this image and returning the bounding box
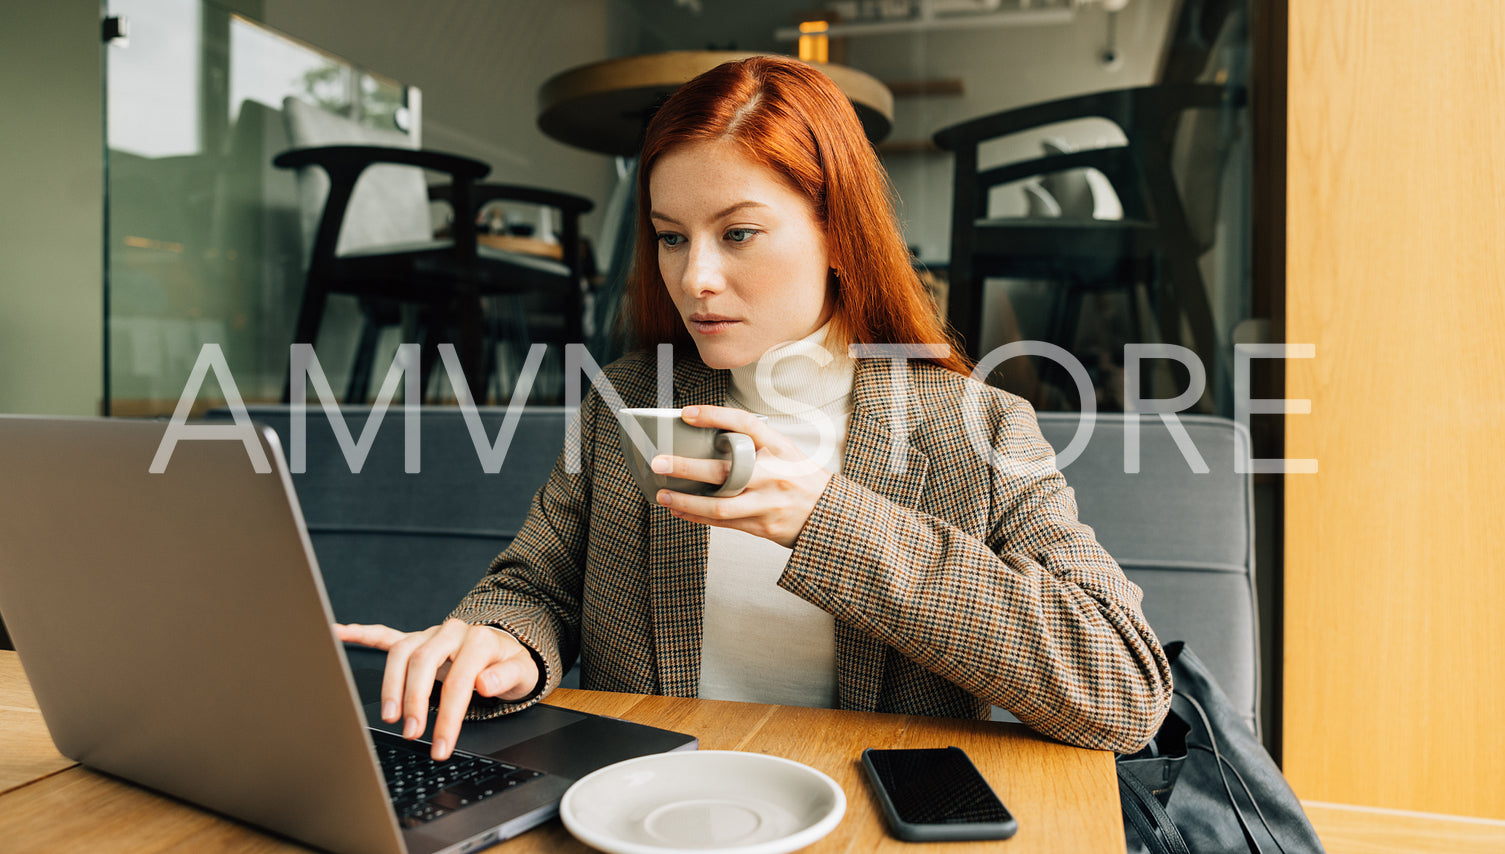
[210,406,570,632]
[1038,412,1259,734]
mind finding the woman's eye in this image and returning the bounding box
[656,232,685,248]
[725,228,756,243]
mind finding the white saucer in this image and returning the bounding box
[559,750,846,854]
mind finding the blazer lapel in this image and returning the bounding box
[831,359,931,712]
[646,356,723,697]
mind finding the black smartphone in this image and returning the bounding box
[861,746,1018,841]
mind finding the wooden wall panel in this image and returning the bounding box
[1284,0,1505,819]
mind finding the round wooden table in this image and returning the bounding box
[537,51,894,156]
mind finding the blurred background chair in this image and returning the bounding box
[276,96,593,404]
[429,181,596,401]
[934,0,1247,411]
[934,82,1245,406]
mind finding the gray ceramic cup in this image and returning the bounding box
[615,407,757,500]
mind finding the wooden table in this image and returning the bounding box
[476,233,564,260]
[0,650,1123,853]
[537,51,894,157]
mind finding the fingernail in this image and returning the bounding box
[650,456,671,473]
[433,738,449,761]
[657,490,672,506]
[403,716,419,739]
[382,700,397,722]
[683,406,699,418]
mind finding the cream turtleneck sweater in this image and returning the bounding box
[697,324,855,707]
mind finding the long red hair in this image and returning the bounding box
[621,55,970,375]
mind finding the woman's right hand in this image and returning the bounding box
[336,619,541,761]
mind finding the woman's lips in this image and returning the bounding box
[689,316,739,335]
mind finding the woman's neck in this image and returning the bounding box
[727,323,854,416]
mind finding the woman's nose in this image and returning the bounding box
[681,242,725,297]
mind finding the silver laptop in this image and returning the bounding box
[0,415,696,854]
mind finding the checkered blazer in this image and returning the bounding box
[451,350,1172,752]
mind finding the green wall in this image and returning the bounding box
[0,0,104,415]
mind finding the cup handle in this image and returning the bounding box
[712,432,756,497]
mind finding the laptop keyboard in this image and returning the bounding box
[371,729,545,828]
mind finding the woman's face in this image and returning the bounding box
[649,138,833,370]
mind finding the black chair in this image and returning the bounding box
[429,182,596,402]
[933,83,1246,389]
[276,97,593,405]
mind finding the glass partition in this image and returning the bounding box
[107,0,1254,419]
[105,0,417,415]
[607,0,1255,417]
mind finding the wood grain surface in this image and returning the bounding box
[1284,0,1505,821]
[1303,801,1505,854]
[0,652,1121,853]
[0,652,73,796]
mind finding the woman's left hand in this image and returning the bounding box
[651,405,832,549]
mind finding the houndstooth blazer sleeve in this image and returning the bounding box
[447,350,696,716]
[450,352,1171,752]
[778,359,1172,752]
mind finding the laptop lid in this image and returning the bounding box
[0,415,406,853]
[0,415,693,854]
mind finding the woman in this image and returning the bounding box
[340,56,1171,762]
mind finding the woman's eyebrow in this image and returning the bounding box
[650,200,771,225]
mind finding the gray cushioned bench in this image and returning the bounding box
[212,406,1257,733]
[1036,412,1259,735]
[210,405,569,631]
